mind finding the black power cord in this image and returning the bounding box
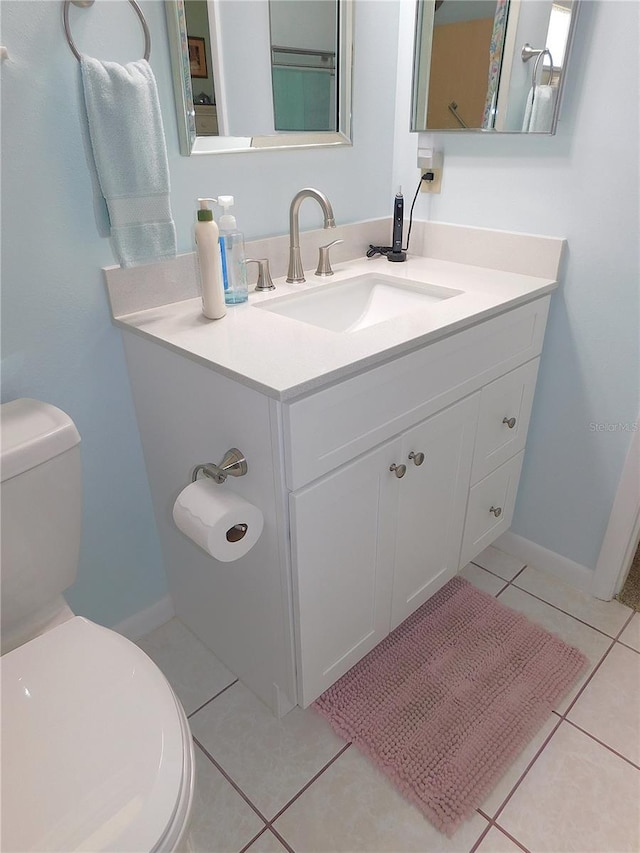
[366,172,433,259]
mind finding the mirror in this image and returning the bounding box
[165,0,353,155]
[411,0,580,134]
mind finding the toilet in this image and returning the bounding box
[0,398,195,852]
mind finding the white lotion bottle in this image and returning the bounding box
[195,198,226,320]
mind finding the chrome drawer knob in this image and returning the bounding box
[503,416,517,429]
[389,463,407,478]
[489,506,503,517]
[408,451,425,466]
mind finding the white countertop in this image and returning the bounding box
[114,255,558,401]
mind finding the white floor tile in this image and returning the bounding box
[497,722,640,852]
[479,715,559,818]
[459,563,507,596]
[568,642,640,765]
[137,618,236,715]
[497,586,612,713]
[243,828,290,852]
[513,566,632,636]
[188,745,265,853]
[189,682,345,820]
[471,546,525,581]
[619,612,640,652]
[474,826,524,853]
[273,746,489,853]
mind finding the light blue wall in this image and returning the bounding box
[0,1,399,627]
[395,0,639,571]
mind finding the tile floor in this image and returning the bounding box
[138,545,640,853]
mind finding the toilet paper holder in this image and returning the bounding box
[192,448,248,485]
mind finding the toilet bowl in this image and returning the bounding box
[0,399,195,851]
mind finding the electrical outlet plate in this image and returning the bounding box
[420,168,442,194]
[417,148,444,194]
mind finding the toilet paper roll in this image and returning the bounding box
[172,478,264,562]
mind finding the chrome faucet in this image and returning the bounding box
[287,188,336,283]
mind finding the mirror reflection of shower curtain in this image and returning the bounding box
[272,66,335,131]
[482,0,510,128]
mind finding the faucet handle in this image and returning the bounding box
[315,239,344,277]
[246,258,275,291]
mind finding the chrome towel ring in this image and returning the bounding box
[521,43,555,93]
[63,0,151,63]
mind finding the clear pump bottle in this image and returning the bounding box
[217,195,248,304]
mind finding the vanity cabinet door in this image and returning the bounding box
[390,394,480,630]
[290,438,401,707]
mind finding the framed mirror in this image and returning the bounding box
[165,0,353,155]
[411,0,580,134]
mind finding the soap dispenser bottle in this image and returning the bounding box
[217,195,249,304]
[195,198,226,320]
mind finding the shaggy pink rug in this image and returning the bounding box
[314,576,588,836]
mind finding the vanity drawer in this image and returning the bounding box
[471,358,539,484]
[284,297,549,490]
[459,451,524,569]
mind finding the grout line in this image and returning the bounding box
[508,582,629,640]
[495,581,510,598]
[562,718,640,770]
[471,810,532,853]
[511,564,528,582]
[468,819,492,853]
[239,826,296,853]
[616,608,638,639]
[490,714,563,824]
[187,678,239,719]
[194,735,351,846]
[238,827,271,853]
[478,558,631,643]
[469,559,526,585]
[493,823,533,852]
[267,742,352,825]
[192,736,271,825]
[560,637,616,718]
[268,824,297,853]
[617,638,640,654]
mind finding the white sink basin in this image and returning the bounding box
[256,273,463,333]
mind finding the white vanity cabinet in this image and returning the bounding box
[118,283,552,715]
[283,297,549,706]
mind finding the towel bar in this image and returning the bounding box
[63,0,151,62]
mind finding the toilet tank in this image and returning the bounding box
[0,399,82,653]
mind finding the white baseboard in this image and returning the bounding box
[112,594,175,642]
[495,531,594,594]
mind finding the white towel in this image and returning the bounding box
[522,85,557,133]
[80,57,176,268]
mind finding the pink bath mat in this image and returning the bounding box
[314,576,588,836]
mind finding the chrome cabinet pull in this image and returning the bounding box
[489,506,503,517]
[503,416,517,429]
[389,463,407,478]
[408,451,425,466]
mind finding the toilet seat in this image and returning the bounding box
[0,617,194,852]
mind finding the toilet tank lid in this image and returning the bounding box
[0,398,81,482]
